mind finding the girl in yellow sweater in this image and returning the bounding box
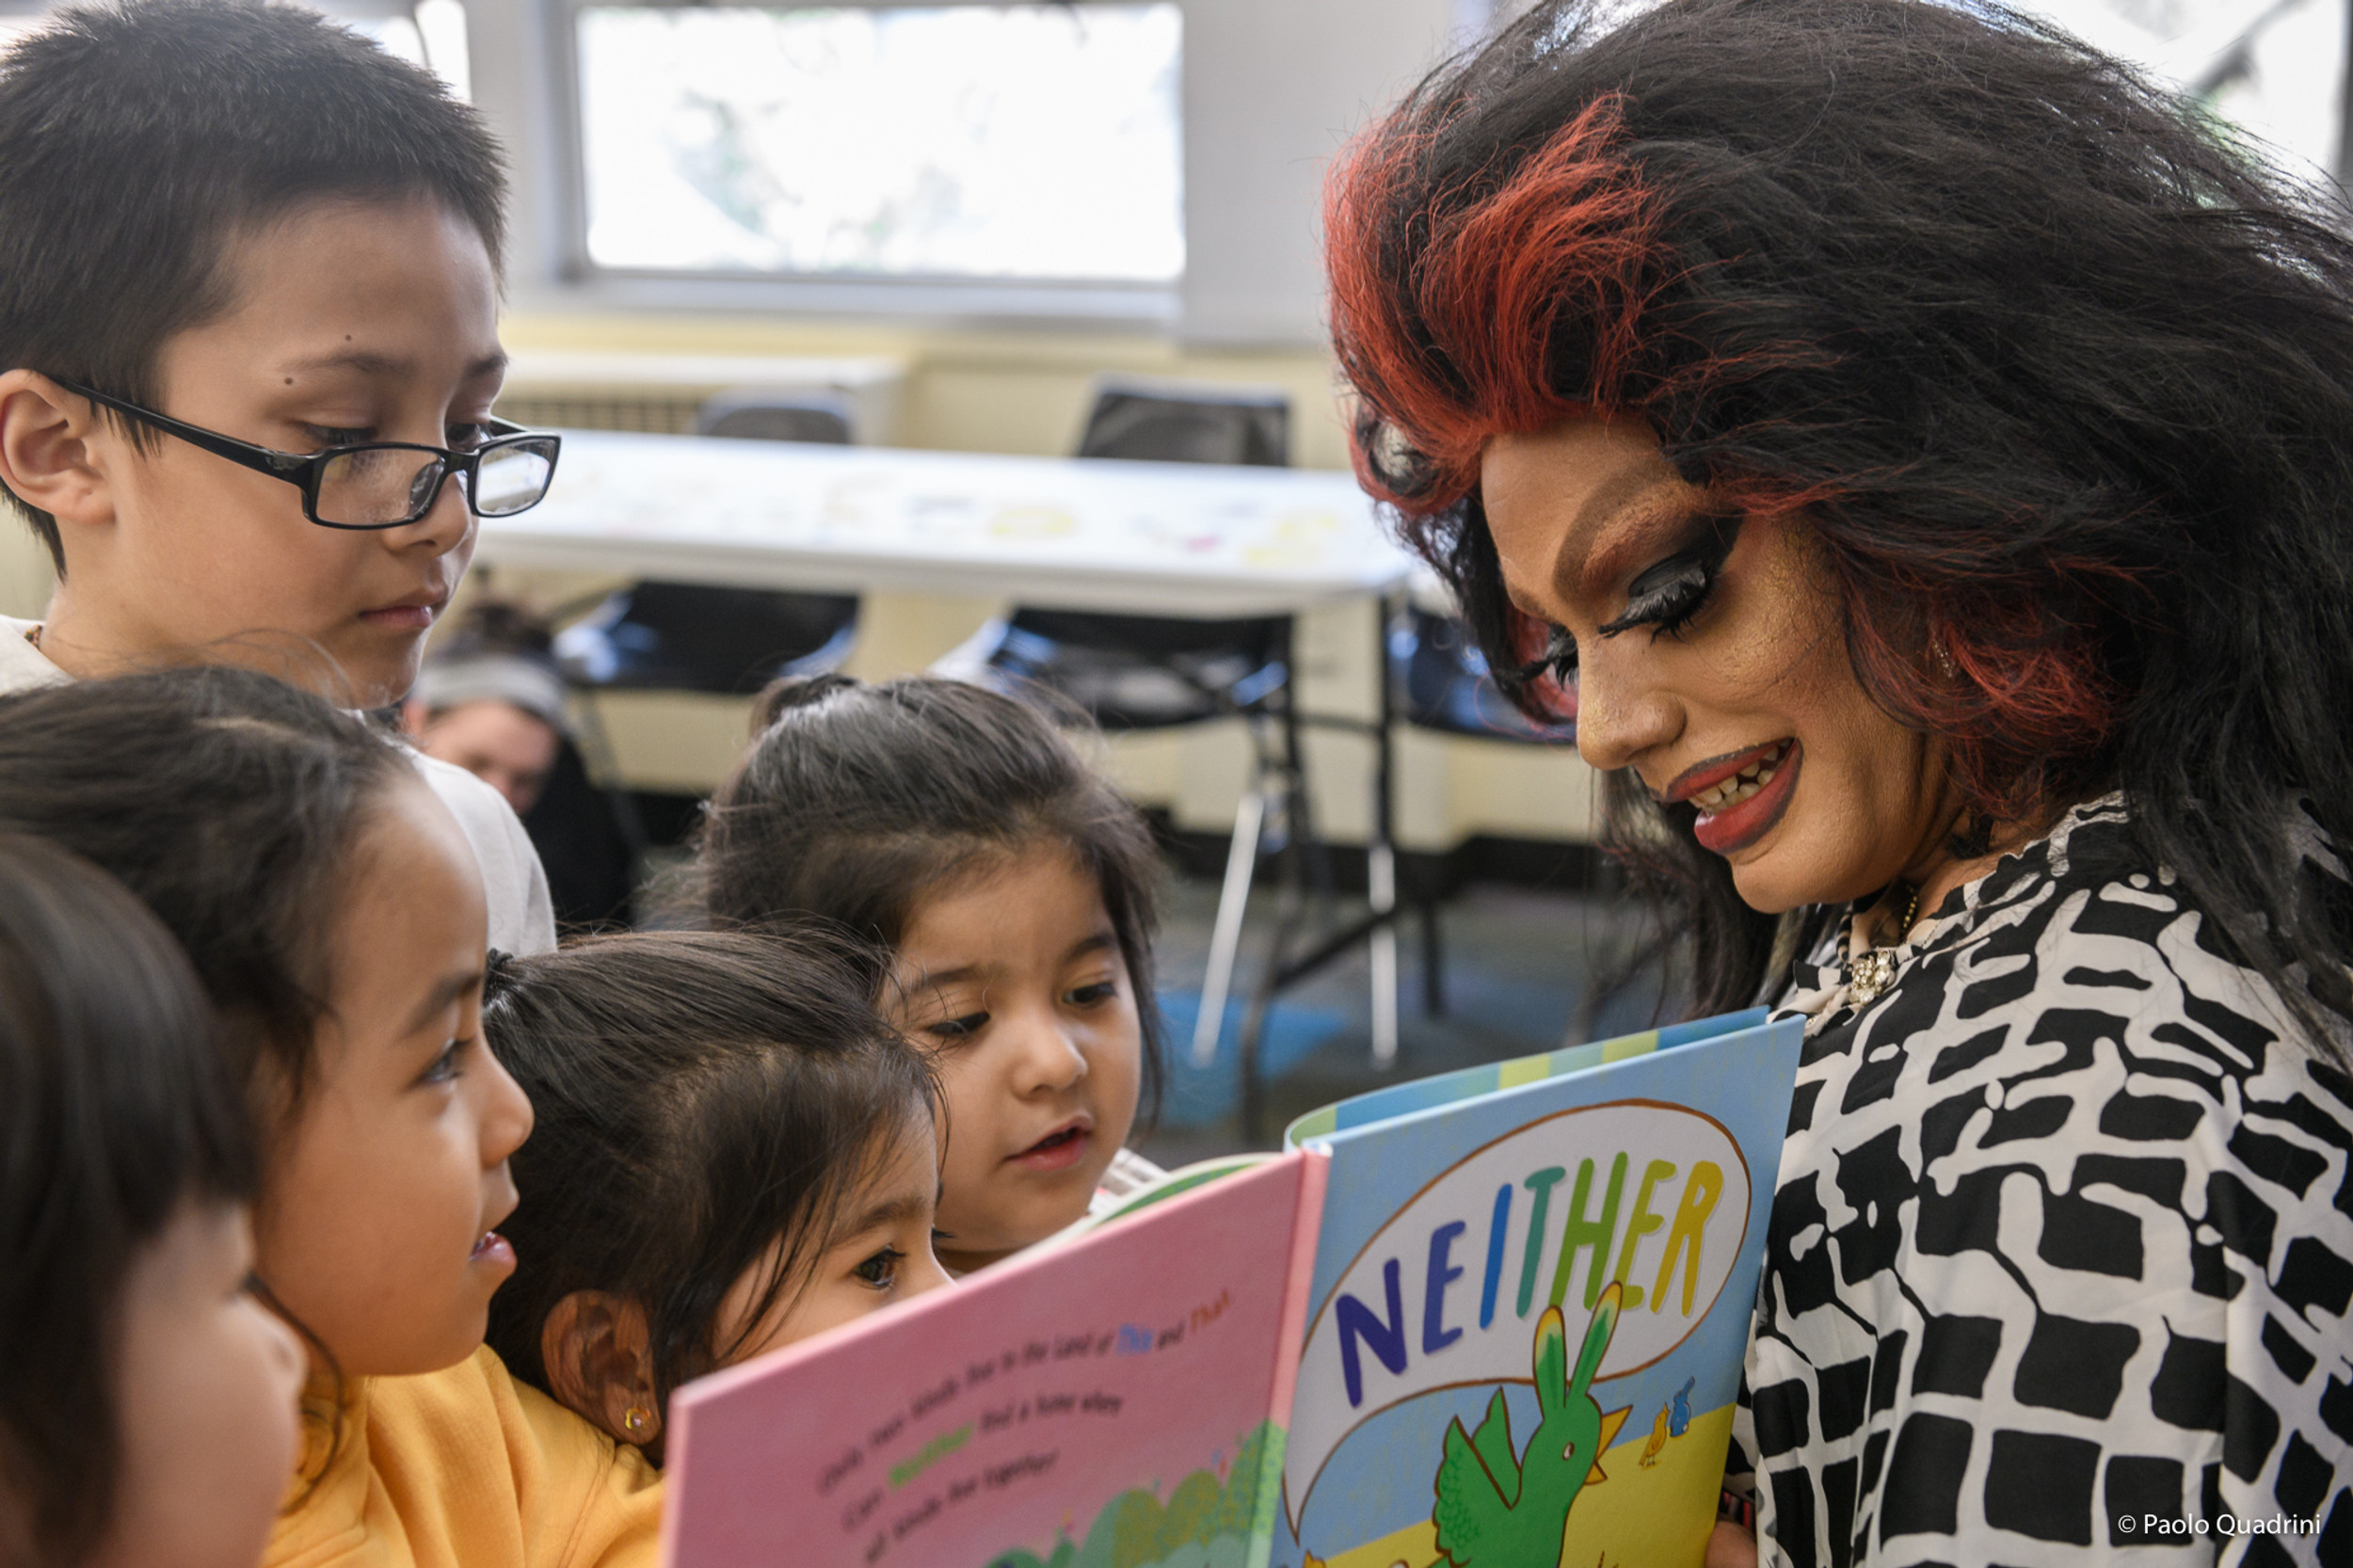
[0,669,661,1568]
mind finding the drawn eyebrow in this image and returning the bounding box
[1568,483,1703,606]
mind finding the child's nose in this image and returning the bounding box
[258,1300,305,1391]
[904,1241,953,1303]
[474,1045,535,1164]
[1006,1015,1088,1095]
[386,455,476,556]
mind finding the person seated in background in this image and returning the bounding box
[0,0,555,955]
[408,599,639,930]
[405,601,568,819]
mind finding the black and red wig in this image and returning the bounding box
[1328,0,2353,1041]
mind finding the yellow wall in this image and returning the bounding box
[500,311,1360,468]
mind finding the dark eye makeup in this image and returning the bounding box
[1598,511,1741,637]
[1514,511,1743,686]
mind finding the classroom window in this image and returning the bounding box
[347,0,472,103]
[572,3,1186,283]
[2000,0,2346,178]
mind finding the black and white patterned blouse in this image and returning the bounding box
[1727,795,2353,1566]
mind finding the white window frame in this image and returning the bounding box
[517,0,1188,323]
[470,0,1461,340]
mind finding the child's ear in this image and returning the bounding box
[0,371,115,532]
[541,1289,663,1450]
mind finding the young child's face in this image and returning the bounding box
[891,846,1143,1271]
[25,195,504,707]
[256,774,534,1377]
[713,1112,952,1364]
[88,1201,303,1568]
[402,696,560,816]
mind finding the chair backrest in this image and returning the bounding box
[696,388,856,445]
[1076,378,1290,467]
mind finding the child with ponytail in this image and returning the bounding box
[698,675,1167,1274]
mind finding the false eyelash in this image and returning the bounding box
[1502,623,1579,692]
[1502,513,1744,691]
[1597,513,1742,641]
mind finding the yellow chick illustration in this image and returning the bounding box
[1638,1405,1669,1469]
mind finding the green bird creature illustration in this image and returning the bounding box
[1431,1283,1630,1568]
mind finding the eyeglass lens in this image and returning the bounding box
[314,439,557,526]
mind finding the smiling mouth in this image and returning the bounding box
[1687,739,1792,813]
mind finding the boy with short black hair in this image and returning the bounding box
[0,0,555,954]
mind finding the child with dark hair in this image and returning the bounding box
[483,929,950,1460]
[699,674,1166,1275]
[0,833,302,1568]
[0,667,659,1567]
[0,0,556,956]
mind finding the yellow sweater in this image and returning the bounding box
[265,1346,663,1568]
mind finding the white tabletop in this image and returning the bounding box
[472,428,1415,616]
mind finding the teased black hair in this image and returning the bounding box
[0,0,506,569]
[0,834,253,1566]
[698,674,1169,1119]
[482,929,936,1428]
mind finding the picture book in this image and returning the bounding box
[660,1010,1803,1568]
[1273,1008,1797,1568]
[662,1150,1332,1568]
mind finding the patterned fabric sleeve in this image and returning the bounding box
[1730,799,2353,1568]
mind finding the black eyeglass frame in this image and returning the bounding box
[52,377,562,531]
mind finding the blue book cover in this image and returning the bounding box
[1273,1013,1801,1568]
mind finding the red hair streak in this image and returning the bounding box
[1327,96,1657,514]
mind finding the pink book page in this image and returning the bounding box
[663,1149,1330,1568]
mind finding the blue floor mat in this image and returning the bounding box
[1150,991,1348,1127]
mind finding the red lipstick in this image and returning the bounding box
[1688,740,1801,856]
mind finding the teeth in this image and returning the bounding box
[1690,743,1790,815]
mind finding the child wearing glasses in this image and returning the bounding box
[0,0,557,956]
